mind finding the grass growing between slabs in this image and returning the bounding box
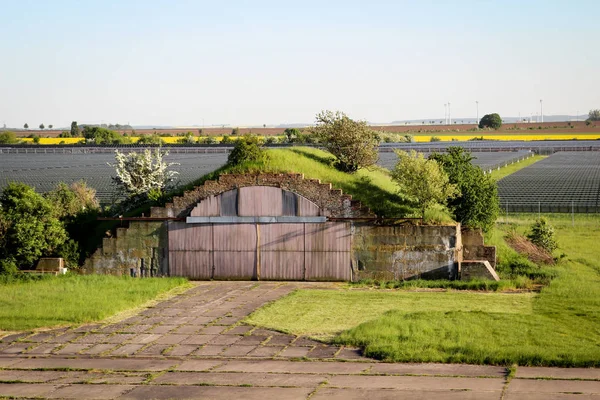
[246,214,600,366]
[0,275,189,331]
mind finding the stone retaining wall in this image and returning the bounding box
[352,223,461,281]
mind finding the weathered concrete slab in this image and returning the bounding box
[327,375,505,391]
[0,383,60,398]
[11,357,177,372]
[47,384,135,399]
[119,385,313,400]
[507,379,600,395]
[214,360,373,374]
[312,388,502,400]
[504,393,600,400]
[516,367,600,380]
[0,370,68,383]
[0,357,23,368]
[370,363,507,377]
[175,360,227,372]
[152,371,329,387]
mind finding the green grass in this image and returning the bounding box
[0,275,189,331]
[489,155,546,181]
[245,214,600,366]
[261,147,414,217]
[246,289,534,339]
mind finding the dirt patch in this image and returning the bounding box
[506,234,554,265]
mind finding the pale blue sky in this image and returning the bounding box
[1,0,598,128]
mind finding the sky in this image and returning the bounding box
[1,0,599,128]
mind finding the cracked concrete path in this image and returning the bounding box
[1,281,599,399]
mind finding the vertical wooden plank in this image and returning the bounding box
[220,189,238,216]
[213,224,257,279]
[259,224,304,280]
[282,191,298,216]
[190,195,220,217]
[298,195,320,216]
[238,186,283,216]
[305,222,352,281]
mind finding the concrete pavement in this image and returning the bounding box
[0,281,598,399]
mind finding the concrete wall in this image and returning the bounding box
[461,228,497,268]
[352,223,460,281]
[83,221,169,277]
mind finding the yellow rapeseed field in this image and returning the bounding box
[19,133,600,145]
[412,133,600,142]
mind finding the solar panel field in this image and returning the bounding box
[378,150,533,171]
[0,151,228,204]
[1,147,599,213]
[497,152,600,213]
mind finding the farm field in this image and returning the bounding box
[14,131,600,145]
[11,120,600,138]
[497,151,600,213]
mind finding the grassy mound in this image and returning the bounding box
[177,147,449,218]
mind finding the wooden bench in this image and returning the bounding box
[22,258,67,275]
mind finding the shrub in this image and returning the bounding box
[283,128,301,143]
[227,135,266,166]
[0,183,68,269]
[527,218,558,252]
[232,127,240,135]
[0,131,19,144]
[430,136,441,142]
[220,135,233,144]
[82,126,131,145]
[137,134,165,145]
[176,133,196,144]
[201,136,217,144]
[0,258,18,275]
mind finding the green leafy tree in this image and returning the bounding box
[202,136,217,144]
[46,181,99,219]
[82,126,131,144]
[479,113,502,129]
[48,124,53,129]
[587,109,600,122]
[227,135,266,165]
[137,134,166,145]
[527,218,558,252]
[45,181,100,266]
[23,123,28,129]
[39,123,45,130]
[0,131,19,144]
[220,134,233,144]
[312,110,379,173]
[232,127,240,135]
[429,147,500,232]
[0,183,67,270]
[283,128,301,143]
[70,121,80,137]
[391,150,457,217]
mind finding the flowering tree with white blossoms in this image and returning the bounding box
[110,148,179,202]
